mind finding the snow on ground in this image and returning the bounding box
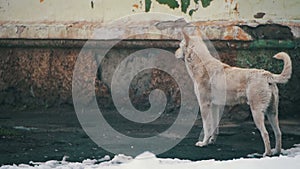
[1,144,300,169]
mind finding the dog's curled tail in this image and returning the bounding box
[270,52,292,84]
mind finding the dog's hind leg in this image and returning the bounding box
[266,85,282,155]
[247,82,272,156]
[266,113,281,155]
[251,109,272,156]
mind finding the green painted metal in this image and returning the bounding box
[249,40,295,49]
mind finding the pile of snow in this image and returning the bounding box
[1,144,300,169]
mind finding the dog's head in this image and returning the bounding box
[175,30,205,61]
[175,31,190,60]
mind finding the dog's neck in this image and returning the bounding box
[185,43,217,65]
[184,42,219,80]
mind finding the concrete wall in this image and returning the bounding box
[1,0,299,22]
[0,0,300,119]
[0,0,300,40]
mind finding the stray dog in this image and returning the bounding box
[175,30,292,156]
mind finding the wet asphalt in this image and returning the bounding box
[0,106,300,165]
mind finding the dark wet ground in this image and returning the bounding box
[0,106,300,165]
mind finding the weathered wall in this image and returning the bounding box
[0,38,299,120]
[0,0,300,120]
[0,0,300,40]
[1,0,299,22]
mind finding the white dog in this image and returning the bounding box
[175,30,292,156]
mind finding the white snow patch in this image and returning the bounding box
[1,144,300,169]
[13,126,38,131]
[282,144,300,157]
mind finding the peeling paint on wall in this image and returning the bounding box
[0,0,299,40]
[199,0,213,8]
[181,0,190,13]
[132,1,144,12]
[144,0,213,16]
[0,0,299,22]
[133,4,139,9]
[145,0,152,12]
[224,0,239,18]
[156,0,179,9]
[254,12,266,19]
[240,24,294,40]
[91,1,94,9]
[223,26,252,41]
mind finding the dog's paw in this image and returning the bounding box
[208,137,216,144]
[195,141,208,147]
[272,149,282,156]
[263,151,272,157]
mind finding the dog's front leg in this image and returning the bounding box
[196,101,213,147]
[208,104,221,144]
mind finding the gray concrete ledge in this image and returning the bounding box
[0,20,300,40]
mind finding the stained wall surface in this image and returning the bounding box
[0,0,299,119]
[0,0,299,22]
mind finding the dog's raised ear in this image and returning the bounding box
[195,26,202,38]
[182,30,190,45]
